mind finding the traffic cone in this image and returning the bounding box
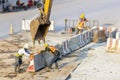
[9,24,14,35]
[27,59,35,72]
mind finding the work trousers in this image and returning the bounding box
[43,50,60,69]
[14,56,22,72]
[76,28,83,35]
[49,50,60,69]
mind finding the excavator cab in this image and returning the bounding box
[30,0,53,47]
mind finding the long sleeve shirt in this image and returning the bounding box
[18,48,31,57]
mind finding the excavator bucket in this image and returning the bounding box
[30,0,53,46]
[30,20,50,44]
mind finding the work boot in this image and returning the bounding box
[18,69,21,73]
[18,69,23,73]
[55,62,59,69]
[54,65,59,70]
[14,66,18,73]
[17,66,21,73]
[14,67,17,73]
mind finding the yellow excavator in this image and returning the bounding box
[30,0,53,46]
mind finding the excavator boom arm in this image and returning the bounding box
[44,0,53,20]
[30,0,53,46]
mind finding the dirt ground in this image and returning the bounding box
[0,31,77,80]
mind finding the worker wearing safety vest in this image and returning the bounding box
[14,43,31,73]
[44,44,60,71]
[76,13,88,34]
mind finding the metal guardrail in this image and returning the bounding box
[64,19,99,33]
[64,19,77,31]
[85,20,99,27]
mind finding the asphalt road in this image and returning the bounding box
[0,8,39,38]
[0,0,120,38]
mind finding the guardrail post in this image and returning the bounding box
[65,19,67,32]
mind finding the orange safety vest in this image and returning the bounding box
[77,18,87,29]
[49,46,57,53]
[78,21,84,29]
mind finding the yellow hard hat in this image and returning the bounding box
[44,44,49,48]
[80,13,85,19]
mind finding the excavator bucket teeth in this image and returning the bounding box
[30,19,50,44]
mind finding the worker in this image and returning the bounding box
[76,13,88,34]
[14,43,31,73]
[43,44,60,71]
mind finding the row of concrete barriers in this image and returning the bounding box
[106,32,120,53]
[60,30,93,56]
[27,27,97,72]
[21,19,55,31]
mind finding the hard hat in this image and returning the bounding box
[23,43,29,49]
[44,44,49,49]
[80,13,85,19]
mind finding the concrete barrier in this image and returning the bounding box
[116,32,120,39]
[34,53,45,71]
[21,19,31,30]
[78,33,86,47]
[84,31,89,44]
[87,28,94,38]
[27,52,55,72]
[62,40,71,55]
[78,34,84,48]
[111,39,119,52]
[55,44,63,58]
[106,36,120,53]
[21,19,55,31]
[117,40,120,53]
[83,31,92,45]
[82,32,87,46]
[107,27,117,38]
[106,38,115,52]
[67,35,80,52]
[77,28,98,49]
[87,30,92,42]
[106,38,113,52]
[42,52,55,67]
[81,33,86,46]
[27,53,45,72]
